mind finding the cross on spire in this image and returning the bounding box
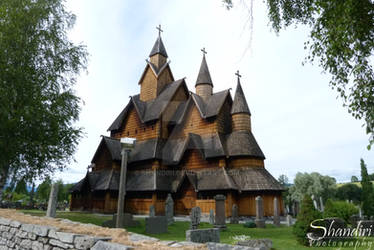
[156,24,163,37]
[235,70,242,79]
[201,47,207,55]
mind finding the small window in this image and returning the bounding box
[144,128,146,132]
[151,125,154,130]
[127,131,129,136]
[135,129,137,134]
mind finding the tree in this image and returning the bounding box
[360,158,374,216]
[36,177,52,202]
[0,0,88,200]
[336,183,362,204]
[324,199,358,224]
[14,179,28,195]
[223,0,374,149]
[278,174,289,186]
[351,176,359,182]
[293,195,322,245]
[289,172,336,202]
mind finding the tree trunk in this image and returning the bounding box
[0,168,8,202]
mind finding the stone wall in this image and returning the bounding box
[0,217,112,250]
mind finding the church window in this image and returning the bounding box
[127,131,129,136]
[151,125,154,130]
[135,129,137,134]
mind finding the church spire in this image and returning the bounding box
[231,71,251,115]
[149,25,168,58]
[195,48,213,100]
[195,48,213,87]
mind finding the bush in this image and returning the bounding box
[293,195,322,246]
[243,220,256,228]
[323,199,358,224]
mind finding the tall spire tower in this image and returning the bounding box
[139,25,174,102]
[195,48,213,100]
[231,71,252,131]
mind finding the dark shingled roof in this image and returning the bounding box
[129,138,162,163]
[202,133,227,159]
[71,166,283,193]
[108,79,187,131]
[91,136,121,163]
[149,36,168,58]
[191,90,231,119]
[196,55,213,86]
[226,131,265,159]
[196,168,237,191]
[231,79,251,115]
[228,167,284,191]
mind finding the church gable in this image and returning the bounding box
[91,137,121,171]
[139,65,158,101]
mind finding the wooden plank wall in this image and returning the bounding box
[140,66,157,101]
[182,150,217,170]
[229,158,264,168]
[111,107,160,141]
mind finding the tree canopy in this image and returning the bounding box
[0,0,87,199]
[224,0,374,149]
[289,172,336,202]
[360,158,374,216]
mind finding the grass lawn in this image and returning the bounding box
[21,210,373,249]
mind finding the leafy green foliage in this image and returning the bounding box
[293,195,322,246]
[0,0,88,197]
[351,176,359,182]
[335,183,362,204]
[243,220,256,228]
[35,177,52,202]
[323,199,358,224]
[289,172,336,202]
[223,0,374,148]
[14,179,28,195]
[360,158,374,216]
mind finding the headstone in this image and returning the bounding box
[209,209,215,225]
[186,228,220,243]
[165,193,174,225]
[255,196,265,228]
[230,204,239,224]
[214,195,226,229]
[102,213,140,228]
[145,216,168,234]
[46,183,59,218]
[349,215,360,227]
[319,197,324,212]
[286,215,293,226]
[149,205,155,217]
[273,197,280,226]
[311,195,318,210]
[190,206,201,230]
[359,207,362,218]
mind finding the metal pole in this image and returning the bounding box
[116,148,130,228]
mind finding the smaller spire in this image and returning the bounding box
[149,25,168,58]
[231,71,251,115]
[195,48,213,86]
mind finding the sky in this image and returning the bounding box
[58,0,373,184]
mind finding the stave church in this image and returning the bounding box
[70,28,284,217]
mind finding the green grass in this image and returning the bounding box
[21,210,374,249]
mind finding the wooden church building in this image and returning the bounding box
[70,30,284,217]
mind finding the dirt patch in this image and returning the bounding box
[0,209,206,250]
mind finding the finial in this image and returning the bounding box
[235,70,242,79]
[201,47,207,55]
[156,24,163,37]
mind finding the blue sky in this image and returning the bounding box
[59,0,373,184]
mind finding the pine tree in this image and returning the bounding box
[360,158,374,216]
[293,195,322,246]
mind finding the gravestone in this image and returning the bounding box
[286,215,293,226]
[149,205,155,217]
[165,193,174,225]
[255,196,265,228]
[230,204,239,224]
[359,207,362,218]
[186,228,220,243]
[273,197,280,226]
[46,183,59,218]
[190,206,201,230]
[319,197,324,212]
[145,216,168,234]
[209,209,215,225]
[311,195,318,210]
[214,195,226,229]
[102,213,139,228]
